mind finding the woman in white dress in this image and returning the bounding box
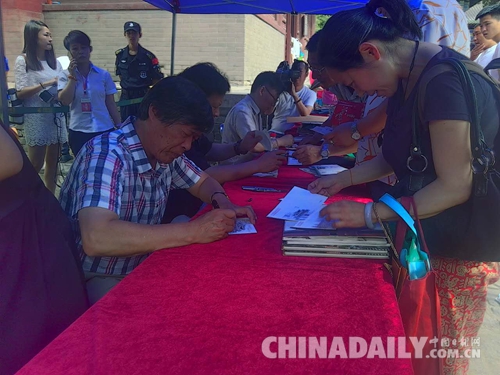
[15,20,67,194]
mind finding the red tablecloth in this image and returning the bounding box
[17,167,412,375]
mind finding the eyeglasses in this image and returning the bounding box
[263,86,278,104]
[308,64,326,75]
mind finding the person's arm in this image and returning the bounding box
[14,56,57,100]
[290,84,315,116]
[308,152,394,196]
[149,53,164,85]
[292,142,357,165]
[57,59,78,105]
[105,94,121,126]
[323,99,388,147]
[205,131,261,162]
[319,120,472,228]
[79,206,237,257]
[373,120,472,221]
[103,71,121,125]
[0,124,23,181]
[58,77,77,105]
[205,150,287,184]
[78,167,255,257]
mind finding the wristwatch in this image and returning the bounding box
[320,143,329,159]
[351,122,362,140]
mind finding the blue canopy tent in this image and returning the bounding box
[144,0,367,75]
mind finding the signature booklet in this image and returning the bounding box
[282,221,390,259]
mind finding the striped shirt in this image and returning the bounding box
[60,117,202,275]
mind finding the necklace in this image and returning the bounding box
[403,40,419,99]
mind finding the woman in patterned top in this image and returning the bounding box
[14,20,66,194]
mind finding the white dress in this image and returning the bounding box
[14,56,68,146]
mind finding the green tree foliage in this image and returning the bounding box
[316,15,330,31]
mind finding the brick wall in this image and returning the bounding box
[3,0,290,86]
[171,14,246,83]
[244,15,285,83]
[42,9,285,85]
[2,0,44,83]
[43,9,171,78]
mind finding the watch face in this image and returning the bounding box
[321,145,329,158]
[352,131,361,140]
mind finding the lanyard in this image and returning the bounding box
[82,75,89,93]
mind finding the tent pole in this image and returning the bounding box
[0,5,9,125]
[170,11,177,76]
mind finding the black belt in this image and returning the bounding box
[121,87,149,95]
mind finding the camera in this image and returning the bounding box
[39,89,56,103]
[7,88,24,125]
[39,88,61,107]
[276,61,301,92]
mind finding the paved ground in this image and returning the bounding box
[469,279,500,375]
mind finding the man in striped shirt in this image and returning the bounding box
[60,76,256,304]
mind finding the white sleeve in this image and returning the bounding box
[302,88,317,107]
[14,55,29,90]
[104,71,118,95]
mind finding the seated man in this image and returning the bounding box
[221,71,293,161]
[163,63,287,223]
[271,59,317,133]
[60,76,255,304]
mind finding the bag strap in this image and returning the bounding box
[379,194,417,236]
[415,58,500,196]
[484,57,500,72]
[380,193,431,257]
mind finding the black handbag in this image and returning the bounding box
[389,58,500,262]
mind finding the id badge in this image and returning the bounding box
[81,95,92,113]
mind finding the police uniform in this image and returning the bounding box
[115,21,164,121]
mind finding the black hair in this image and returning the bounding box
[137,76,214,134]
[318,0,422,71]
[63,30,92,51]
[306,31,322,53]
[22,20,57,71]
[476,4,500,21]
[178,62,230,97]
[250,71,284,94]
[292,59,309,74]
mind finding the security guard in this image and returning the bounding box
[115,21,164,121]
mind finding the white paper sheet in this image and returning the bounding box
[229,218,257,235]
[311,165,347,176]
[287,150,302,166]
[267,186,327,221]
[292,206,336,230]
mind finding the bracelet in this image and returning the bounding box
[364,202,375,229]
[233,140,243,155]
[210,191,228,204]
[270,137,279,150]
[68,75,77,82]
[40,83,45,90]
[372,202,381,224]
[348,169,354,186]
[294,98,302,104]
